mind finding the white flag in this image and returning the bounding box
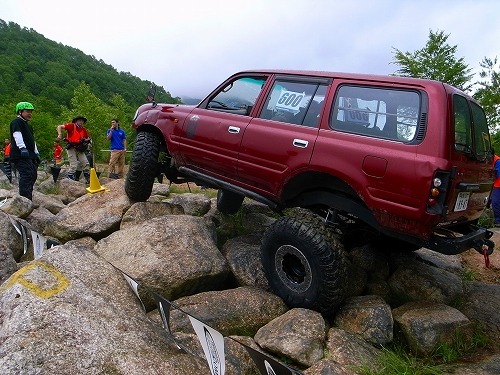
[188,316,225,375]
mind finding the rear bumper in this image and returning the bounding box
[424,225,494,255]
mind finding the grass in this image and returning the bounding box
[356,322,492,375]
[356,344,444,375]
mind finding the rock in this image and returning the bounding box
[221,234,270,290]
[392,301,473,356]
[0,243,209,374]
[94,215,230,311]
[169,286,288,337]
[166,193,211,216]
[120,201,184,228]
[254,308,326,367]
[388,260,463,304]
[0,243,17,284]
[334,295,393,345]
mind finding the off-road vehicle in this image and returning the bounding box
[126,70,495,314]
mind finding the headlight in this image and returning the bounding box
[132,109,139,121]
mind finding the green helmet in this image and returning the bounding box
[15,102,35,113]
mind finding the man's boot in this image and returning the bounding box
[75,170,82,181]
[83,170,90,184]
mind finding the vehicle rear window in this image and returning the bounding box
[331,85,421,142]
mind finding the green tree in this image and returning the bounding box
[474,57,500,134]
[392,29,474,92]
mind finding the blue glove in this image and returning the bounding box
[20,148,29,158]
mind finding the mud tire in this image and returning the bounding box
[125,131,160,201]
[261,210,348,315]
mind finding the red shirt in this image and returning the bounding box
[54,144,63,160]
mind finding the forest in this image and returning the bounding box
[0,20,182,163]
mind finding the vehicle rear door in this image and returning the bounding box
[238,77,329,195]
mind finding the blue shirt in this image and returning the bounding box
[107,127,126,150]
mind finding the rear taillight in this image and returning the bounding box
[426,171,451,215]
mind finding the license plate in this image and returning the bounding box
[454,192,470,212]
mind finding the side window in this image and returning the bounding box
[259,80,327,128]
[454,95,491,158]
[207,76,267,116]
[331,85,421,142]
[454,95,472,152]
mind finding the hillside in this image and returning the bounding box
[0,19,182,162]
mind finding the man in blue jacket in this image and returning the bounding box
[106,118,127,179]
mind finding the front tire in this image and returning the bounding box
[125,131,160,201]
[261,212,348,315]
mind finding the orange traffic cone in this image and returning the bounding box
[86,168,108,194]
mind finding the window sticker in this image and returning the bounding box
[275,90,306,114]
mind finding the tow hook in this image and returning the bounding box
[472,238,495,267]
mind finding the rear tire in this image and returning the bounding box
[261,211,348,315]
[125,132,160,201]
[216,189,244,214]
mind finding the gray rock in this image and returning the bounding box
[43,179,132,242]
[392,301,473,356]
[170,286,288,337]
[334,295,393,345]
[254,308,326,367]
[94,215,230,311]
[388,260,463,304]
[460,281,500,343]
[120,200,184,228]
[0,243,17,284]
[325,328,382,369]
[166,193,212,216]
[0,243,208,375]
[221,234,270,290]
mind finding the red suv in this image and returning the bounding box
[126,70,494,314]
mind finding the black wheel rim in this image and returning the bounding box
[275,245,312,293]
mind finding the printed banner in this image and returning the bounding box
[153,292,173,334]
[121,272,146,312]
[188,315,226,375]
[31,230,45,259]
[241,343,303,375]
[8,215,29,255]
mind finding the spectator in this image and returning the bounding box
[9,102,40,200]
[2,138,12,182]
[106,118,126,178]
[56,116,91,182]
[492,153,500,227]
[53,140,64,165]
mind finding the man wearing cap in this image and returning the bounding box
[56,116,91,182]
[9,101,40,200]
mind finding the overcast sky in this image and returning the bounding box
[1,0,499,100]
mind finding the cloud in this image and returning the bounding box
[1,0,499,99]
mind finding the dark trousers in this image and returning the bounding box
[492,187,500,224]
[13,158,38,200]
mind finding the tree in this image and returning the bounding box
[474,57,500,134]
[392,29,474,92]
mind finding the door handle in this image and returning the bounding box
[293,139,309,148]
[228,126,240,134]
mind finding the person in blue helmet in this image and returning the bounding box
[9,101,41,200]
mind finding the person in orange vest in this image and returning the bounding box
[2,138,11,160]
[492,153,500,227]
[2,138,13,182]
[56,116,91,182]
[53,140,64,165]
